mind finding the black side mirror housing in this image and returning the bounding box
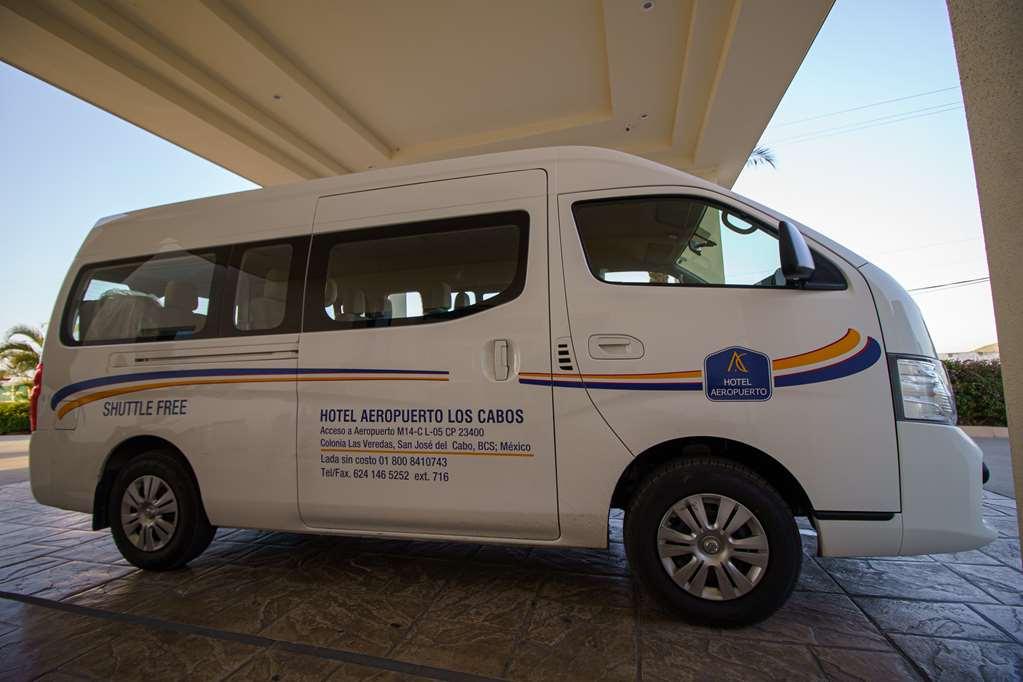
[778,220,815,283]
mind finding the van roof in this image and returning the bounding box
[93,146,712,227]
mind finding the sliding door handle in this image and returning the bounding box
[589,334,645,360]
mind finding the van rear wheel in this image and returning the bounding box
[109,450,214,571]
[624,457,801,627]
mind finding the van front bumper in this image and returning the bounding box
[815,422,996,557]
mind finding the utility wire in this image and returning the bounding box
[907,276,990,293]
[770,86,960,129]
[770,101,963,146]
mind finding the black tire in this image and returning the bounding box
[108,450,214,571]
[624,457,801,627]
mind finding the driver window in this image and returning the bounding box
[573,196,785,287]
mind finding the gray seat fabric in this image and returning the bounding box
[336,287,366,322]
[161,281,205,335]
[85,291,161,342]
[246,269,288,330]
[453,291,471,310]
[421,282,451,316]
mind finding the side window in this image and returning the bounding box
[573,196,786,287]
[232,243,293,332]
[64,250,224,345]
[304,211,529,331]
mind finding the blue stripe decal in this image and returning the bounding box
[51,367,449,410]
[774,337,882,388]
[519,378,702,391]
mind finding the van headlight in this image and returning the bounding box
[892,356,956,424]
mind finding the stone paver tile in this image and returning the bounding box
[800,530,819,557]
[817,558,997,602]
[424,564,542,630]
[972,605,1023,645]
[227,542,328,571]
[0,555,67,583]
[473,544,532,565]
[891,633,1023,681]
[392,616,517,678]
[0,542,61,568]
[32,529,106,549]
[59,623,261,681]
[200,579,321,635]
[0,522,32,536]
[361,539,480,561]
[45,535,130,565]
[986,515,1019,538]
[538,572,634,609]
[812,646,920,680]
[608,518,623,543]
[862,553,935,562]
[797,557,842,593]
[526,544,629,576]
[947,563,1023,605]
[63,577,164,614]
[326,662,429,681]
[983,491,1016,506]
[642,591,889,650]
[292,553,451,602]
[0,608,114,679]
[0,558,135,600]
[187,540,258,568]
[640,632,823,681]
[506,600,636,681]
[930,549,1001,565]
[980,538,1022,569]
[855,597,1009,641]
[259,588,430,655]
[225,645,341,681]
[0,525,69,549]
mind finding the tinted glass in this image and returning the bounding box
[233,243,293,332]
[65,251,223,344]
[306,211,529,331]
[573,197,786,287]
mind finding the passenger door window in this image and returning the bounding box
[304,211,529,331]
[573,196,786,288]
[65,251,224,345]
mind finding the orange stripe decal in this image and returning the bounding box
[772,329,861,371]
[518,369,702,380]
[57,375,448,418]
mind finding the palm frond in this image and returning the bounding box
[746,145,777,169]
[2,325,43,354]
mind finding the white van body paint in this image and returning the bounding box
[30,146,994,556]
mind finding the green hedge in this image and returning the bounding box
[0,401,30,434]
[943,359,1006,427]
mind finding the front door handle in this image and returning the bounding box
[589,334,645,360]
[494,339,510,381]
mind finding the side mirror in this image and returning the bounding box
[778,220,815,283]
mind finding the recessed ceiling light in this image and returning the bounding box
[272,94,282,100]
[640,113,649,120]
[641,1,655,11]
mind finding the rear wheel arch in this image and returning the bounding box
[92,435,204,531]
[610,436,813,518]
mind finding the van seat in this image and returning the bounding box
[422,282,451,315]
[162,281,205,336]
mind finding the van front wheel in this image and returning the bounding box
[624,457,801,627]
[109,450,214,571]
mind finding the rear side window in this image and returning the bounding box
[304,211,529,331]
[232,243,294,332]
[573,196,845,289]
[64,250,225,345]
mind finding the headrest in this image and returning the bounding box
[421,282,451,312]
[164,281,198,312]
[341,287,366,316]
[324,278,338,307]
[264,269,288,302]
[453,291,471,310]
[364,293,387,316]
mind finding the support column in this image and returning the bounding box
[946,1,1023,565]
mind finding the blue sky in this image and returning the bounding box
[0,0,994,352]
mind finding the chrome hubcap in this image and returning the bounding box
[657,493,769,601]
[121,475,178,552]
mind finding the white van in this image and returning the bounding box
[29,147,994,625]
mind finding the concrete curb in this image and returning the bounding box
[961,425,1009,439]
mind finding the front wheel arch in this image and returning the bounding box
[610,436,814,518]
[92,435,205,531]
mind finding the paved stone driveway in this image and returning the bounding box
[0,482,1019,681]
